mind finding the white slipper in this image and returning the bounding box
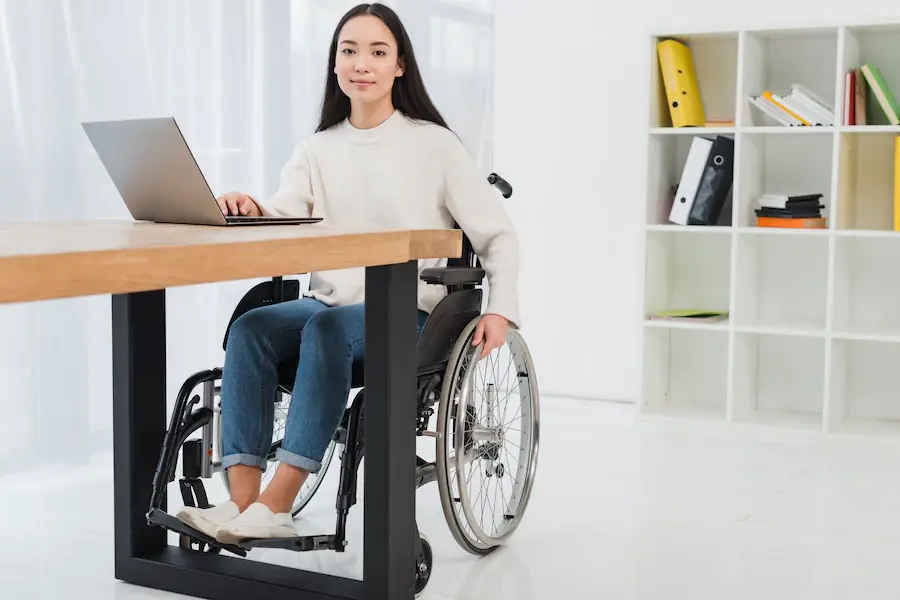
[176,500,240,539]
[215,502,298,544]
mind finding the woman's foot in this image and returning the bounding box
[214,502,299,544]
[176,500,241,539]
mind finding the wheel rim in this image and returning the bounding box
[436,319,498,553]
[436,318,540,551]
[453,327,539,546]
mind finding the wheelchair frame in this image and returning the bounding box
[144,173,537,597]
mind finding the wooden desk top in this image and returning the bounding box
[0,220,461,304]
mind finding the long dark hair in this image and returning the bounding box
[316,3,450,133]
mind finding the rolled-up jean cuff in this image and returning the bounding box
[221,453,268,471]
[275,448,322,473]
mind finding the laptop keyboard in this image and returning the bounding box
[224,215,321,224]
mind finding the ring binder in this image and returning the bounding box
[657,38,706,128]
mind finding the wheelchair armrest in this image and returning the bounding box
[420,267,485,286]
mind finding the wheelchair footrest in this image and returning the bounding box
[147,508,248,557]
[238,534,339,552]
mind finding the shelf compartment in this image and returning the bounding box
[644,229,732,319]
[833,236,900,337]
[740,28,839,127]
[828,338,900,437]
[733,232,829,331]
[736,130,834,228]
[649,32,739,129]
[641,326,728,419]
[835,131,899,231]
[841,24,900,127]
[646,133,735,226]
[731,331,825,430]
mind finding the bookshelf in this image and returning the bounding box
[640,20,900,439]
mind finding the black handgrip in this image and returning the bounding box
[488,173,513,198]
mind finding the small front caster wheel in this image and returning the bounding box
[414,535,433,597]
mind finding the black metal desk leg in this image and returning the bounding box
[112,290,168,580]
[364,261,419,600]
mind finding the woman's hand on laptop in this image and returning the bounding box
[217,192,261,217]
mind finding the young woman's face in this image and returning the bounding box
[334,15,404,106]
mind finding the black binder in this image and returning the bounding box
[687,135,735,225]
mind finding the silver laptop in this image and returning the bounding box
[81,117,321,227]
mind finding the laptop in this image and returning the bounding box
[81,117,321,227]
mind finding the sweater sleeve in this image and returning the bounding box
[256,139,315,218]
[440,133,522,329]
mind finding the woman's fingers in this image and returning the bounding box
[472,319,486,346]
[225,195,240,215]
[473,316,509,360]
[482,331,502,359]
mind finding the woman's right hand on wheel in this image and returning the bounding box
[217,192,262,217]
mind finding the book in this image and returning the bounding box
[895,136,900,232]
[750,95,800,126]
[647,309,728,323]
[855,67,867,125]
[757,217,827,229]
[844,70,856,125]
[860,63,900,125]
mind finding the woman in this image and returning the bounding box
[177,2,520,543]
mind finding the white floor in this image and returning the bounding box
[4,397,900,599]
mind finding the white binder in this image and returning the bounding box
[669,136,713,225]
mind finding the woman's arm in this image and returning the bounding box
[440,133,521,330]
[255,139,315,218]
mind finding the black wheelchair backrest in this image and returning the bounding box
[222,278,301,350]
[416,288,483,372]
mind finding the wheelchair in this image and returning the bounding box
[145,173,540,597]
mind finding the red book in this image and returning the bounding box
[844,70,856,125]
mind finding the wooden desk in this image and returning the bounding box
[0,220,461,600]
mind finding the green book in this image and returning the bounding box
[861,63,900,126]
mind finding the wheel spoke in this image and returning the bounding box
[436,321,539,554]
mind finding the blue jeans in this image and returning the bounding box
[220,297,428,473]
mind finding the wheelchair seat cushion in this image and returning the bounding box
[277,355,365,393]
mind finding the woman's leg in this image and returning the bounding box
[219,297,330,504]
[258,303,368,513]
[216,305,429,541]
[176,297,327,536]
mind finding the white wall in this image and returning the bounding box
[493,0,900,402]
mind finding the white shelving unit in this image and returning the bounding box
[640,21,900,439]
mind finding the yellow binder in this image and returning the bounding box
[657,39,705,127]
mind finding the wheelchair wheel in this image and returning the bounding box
[435,317,540,555]
[216,389,338,517]
[414,533,433,597]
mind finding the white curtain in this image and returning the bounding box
[0,0,494,477]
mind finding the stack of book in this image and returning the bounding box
[749,84,835,126]
[755,193,826,228]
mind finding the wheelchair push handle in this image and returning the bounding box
[488,173,513,199]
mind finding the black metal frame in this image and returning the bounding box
[112,261,420,600]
